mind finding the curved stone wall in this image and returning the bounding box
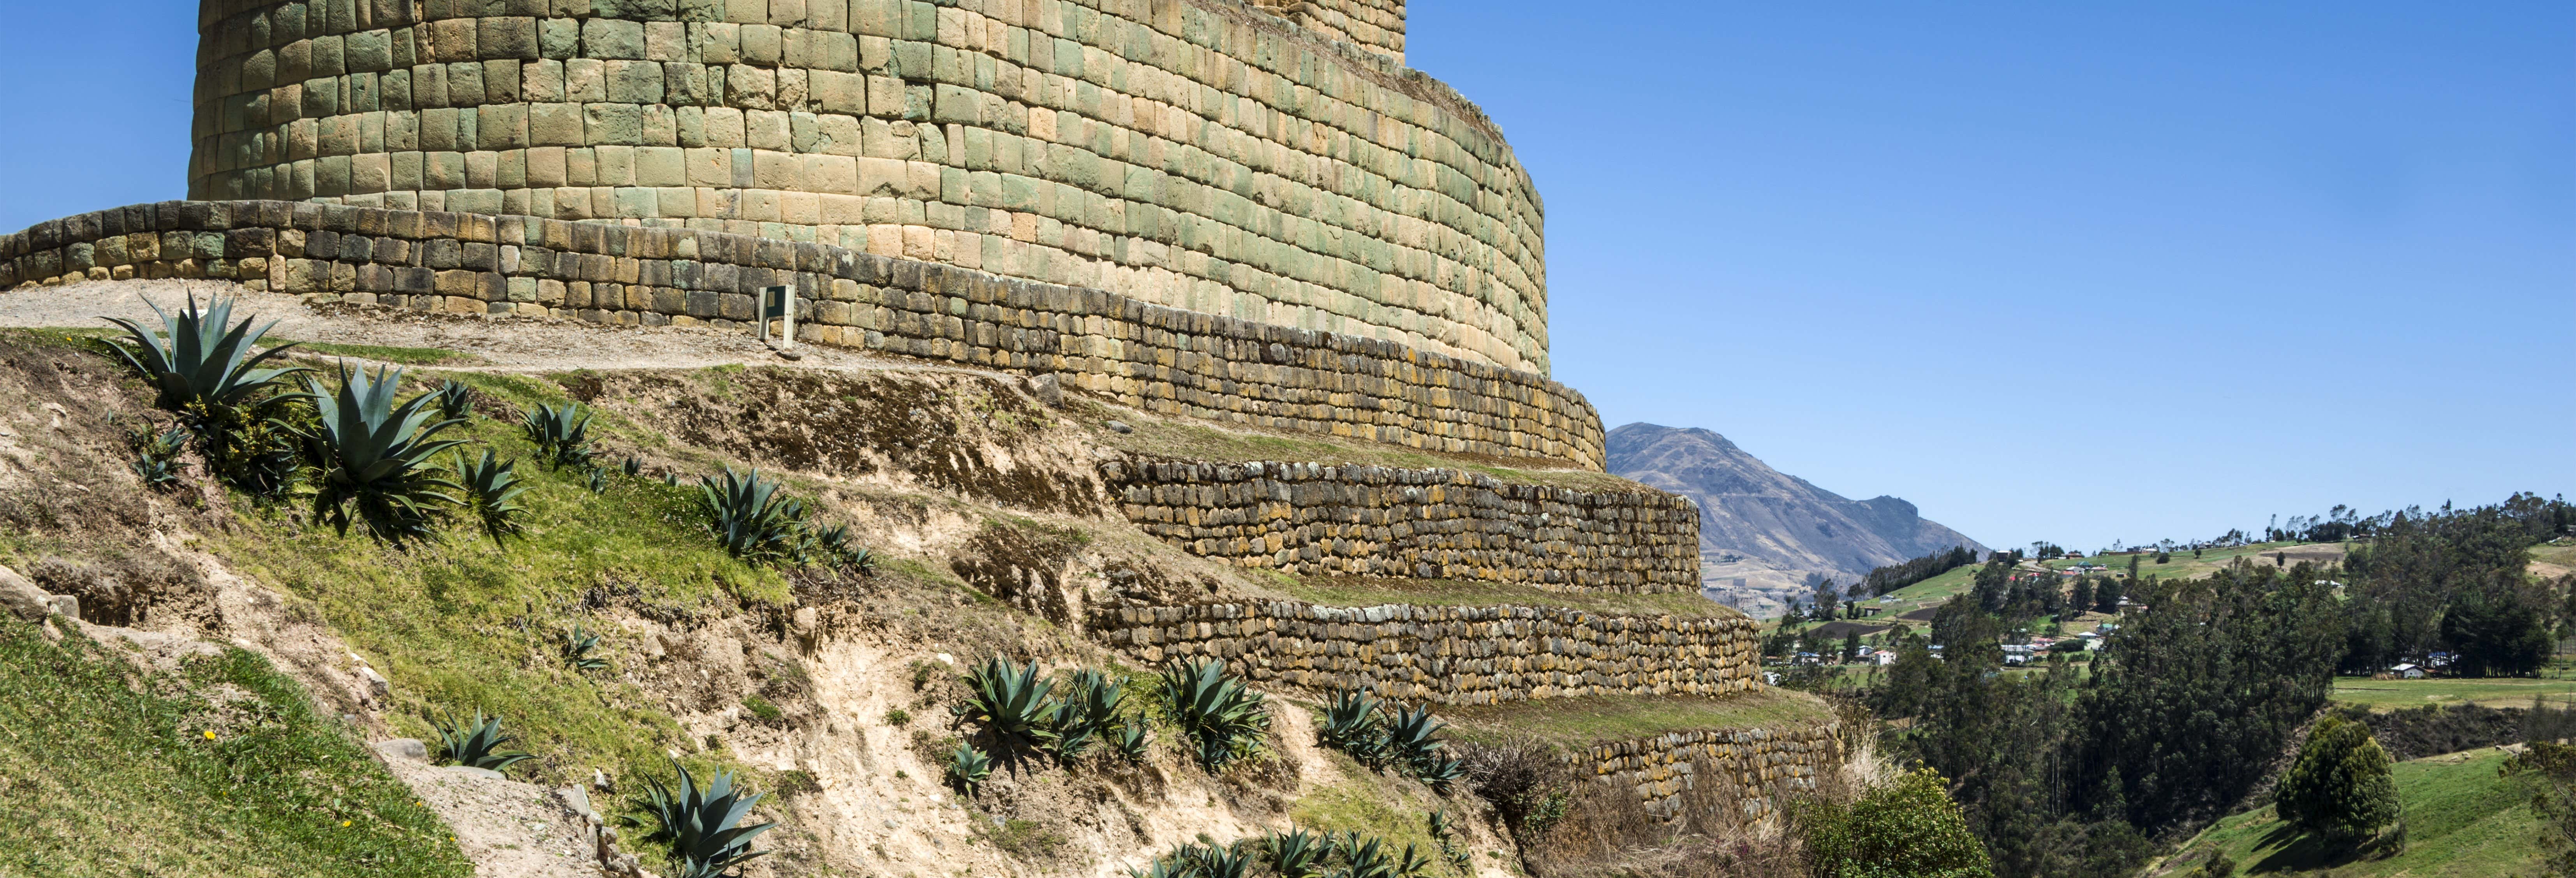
[0,200,1605,467]
[1103,458,1699,593]
[183,0,1547,373]
[1086,600,1762,705]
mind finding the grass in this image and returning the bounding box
[2164,748,2542,877]
[1437,687,1834,747]
[2330,675,2576,711]
[1287,760,1455,862]
[1273,574,1740,620]
[199,368,800,865]
[1087,401,1642,492]
[270,339,482,366]
[0,618,471,877]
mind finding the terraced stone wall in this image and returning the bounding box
[182,0,1545,372]
[1103,458,1697,593]
[1579,723,1843,818]
[0,200,1603,467]
[1085,600,1760,706]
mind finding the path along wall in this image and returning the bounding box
[1578,723,1842,818]
[1085,600,1760,706]
[1103,458,1698,593]
[0,200,1603,468]
[183,0,1545,372]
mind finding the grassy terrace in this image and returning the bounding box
[2330,674,2576,711]
[1086,401,1642,492]
[1267,575,1741,620]
[1436,688,1834,747]
[2165,748,2541,877]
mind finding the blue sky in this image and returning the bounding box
[0,1,2567,551]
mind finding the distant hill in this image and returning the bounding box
[1606,423,1987,616]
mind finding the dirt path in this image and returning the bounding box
[0,278,923,375]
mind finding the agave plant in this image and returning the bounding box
[1415,754,1465,794]
[433,379,476,421]
[300,364,468,542]
[1391,843,1433,878]
[1319,688,1388,766]
[585,467,609,494]
[100,294,307,413]
[1050,669,1126,762]
[1127,856,1188,878]
[1109,722,1152,763]
[129,424,192,489]
[698,467,810,564]
[640,760,777,878]
[1329,832,1397,878]
[810,523,879,575]
[946,741,993,796]
[621,456,642,477]
[564,625,609,672]
[1264,829,1329,878]
[957,658,1060,767]
[429,710,533,773]
[1383,704,1449,776]
[1182,842,1251,878]
[452,449,530,542]
[1158,658,1270,772]
[519,401,594,469]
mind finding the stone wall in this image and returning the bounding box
[1085,600,1761,705]
[1247,0,1401,62]
[1103,458,1697,593]
[0,200,1604,467]
[183,0,1546,372]
[1578,722,1842,818]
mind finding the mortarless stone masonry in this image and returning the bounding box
[181,0,1547,373]
[0,200,1604,467]
[1103,457,1699,593]
[1085,600,1761,706]
[1579,723,1841,818]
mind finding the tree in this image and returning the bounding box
[2503,740,2576,877]
[1798,767,1996,878]
[2438,572,2553,677]
[2069,578,2094,618]
[1843,631,1862,663]
[2274,714,2400,844]
[2094,576,2123,615]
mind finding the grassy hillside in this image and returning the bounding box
[0,618,469,876]
[2332,675,2576,711]
[2162,748,2542,877]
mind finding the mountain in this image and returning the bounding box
[1607,423,1988,616]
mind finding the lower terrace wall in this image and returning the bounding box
[0,201,1603,468]
[1103,458,1698,594]
[1579,723,1842,818]
[1087,600,1760,706]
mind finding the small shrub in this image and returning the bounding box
[885,708,911,727]
[429,710,533,774]
[299,364,468,543]
[639,760,777,878]
[742,694,784,724]
[518,401,594,469]
[2275,714,2400,844]
[984,818,1067,859]
[452,450,531,543]
[1457,737,1570,839]
[946,741,992,796]
[1795,767,1993,878]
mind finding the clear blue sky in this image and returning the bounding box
[1,1,2567,551]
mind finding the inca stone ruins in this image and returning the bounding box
[2,0,1837,817]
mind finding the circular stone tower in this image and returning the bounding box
[185,0,1549,373]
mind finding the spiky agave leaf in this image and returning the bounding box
[519,401,594,469]
[641,760,777,878]
[957,657,1060,767]
[1392,843,1434,878]
[1050,669,1126,762]
[1383,703,1450,777]
[1264,828,1329,878]
[453,449,531,542]
[1320,688,1388,765]
[1109,722,1152,762]
[1186,842,1251,878]
[563,625,609,672]
[99,294,308,413]
[433,379,476,421]
[301,364,468,543]
[1158,658,1270,772]
[946,741,993,796]
[696,466,811,564]
[429,709,533,772]
[1329,832,1396,878]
